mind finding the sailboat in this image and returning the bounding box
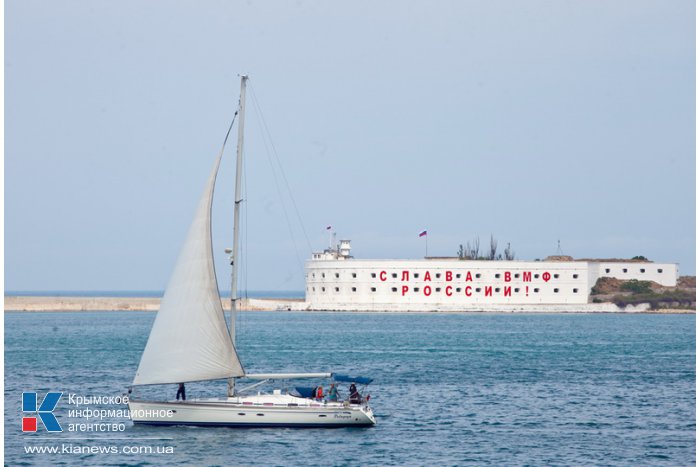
[128,76,376,427]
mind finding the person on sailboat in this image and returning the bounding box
[349,383,361,404]
[315,386,324,401]
[327,383,338,402]
[176,383,186,401]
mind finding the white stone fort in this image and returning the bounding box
[305,240,678,312]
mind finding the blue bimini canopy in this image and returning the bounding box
[294,387,316,398]
[332,374,373,385]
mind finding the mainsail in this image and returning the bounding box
[133,153,244,385]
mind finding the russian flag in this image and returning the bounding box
[418,230,427,237]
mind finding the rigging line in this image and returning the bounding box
[213,108,239,348]
[219,110,239,159]
[249,87,306,273]
[248,83,313,254]
[242,136,249,300]
[236,151,247,350]
[216,109,238,303]
[260,119,306,272]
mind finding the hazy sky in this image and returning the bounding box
[5,0,695,292]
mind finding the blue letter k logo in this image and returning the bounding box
[22,392,62,432]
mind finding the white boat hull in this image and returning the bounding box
[129,395,376,428]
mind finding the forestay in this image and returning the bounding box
[133,153,245,385]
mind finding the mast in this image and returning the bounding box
[228,74,248,397]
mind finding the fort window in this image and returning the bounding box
[514,288,520,293]
[414,287,419,292]
[312,273,315,278]
[514,273,520,278]
[334,287,339,292]
[554,288,559,293]
[622,268,628,273]
[370,287,376,292]
[534,274,540,279]
[351,287,357,292]
[352,273,357,278]
[495,287,500,292]
[657,269,663,273]
[456,273,462,279]
[605,268,610,273]
[573,274,579,279]
[321,287,326,292]
[391,287,397,292]
[475,288,482,293]
[392,273,397,278]
[553,274,559,279]
[322,273,325,278]
[640,269,645,273]
[573,288,579,293]
[436,288,442,292]
[371,273,377,278]
[534,288,540,293]
[456,288,462,292]
[414,273,419,278]
[495,273,501,279]
[312,287,316,292]
[335,273,339,278]
[476,273,481,278]
[436,273,442,279]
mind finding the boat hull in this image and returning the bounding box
[128,397,376,428]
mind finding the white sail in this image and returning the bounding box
[133,153,244,385]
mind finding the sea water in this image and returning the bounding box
[4,312,695,466]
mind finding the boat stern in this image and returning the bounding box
[348,403,376,426]
[362,405,377,426]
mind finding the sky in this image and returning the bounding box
[5,0,696,293]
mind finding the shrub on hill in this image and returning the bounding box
[620,280,653,294]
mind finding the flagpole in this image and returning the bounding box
[419,230,428,257]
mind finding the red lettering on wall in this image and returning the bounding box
[542,272,551,282]
[526,286,529,296]
[465,286,472,297]
[445,271,453,282]
[379,271,387,281]
[423,285,432,296]
[504,271,511,282]
[445,285,453,296]
[523,271,532,282]
[424,271,432,281]
[504,286,512,297]
[401,285,409,296]
[485,286,493,297]
[465,271,473,282]
[401,271,410,281]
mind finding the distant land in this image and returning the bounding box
[3,296,306,312]
[4,290,305,299]
[4,278,695,314]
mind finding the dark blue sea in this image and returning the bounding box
[4,311,695,466]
